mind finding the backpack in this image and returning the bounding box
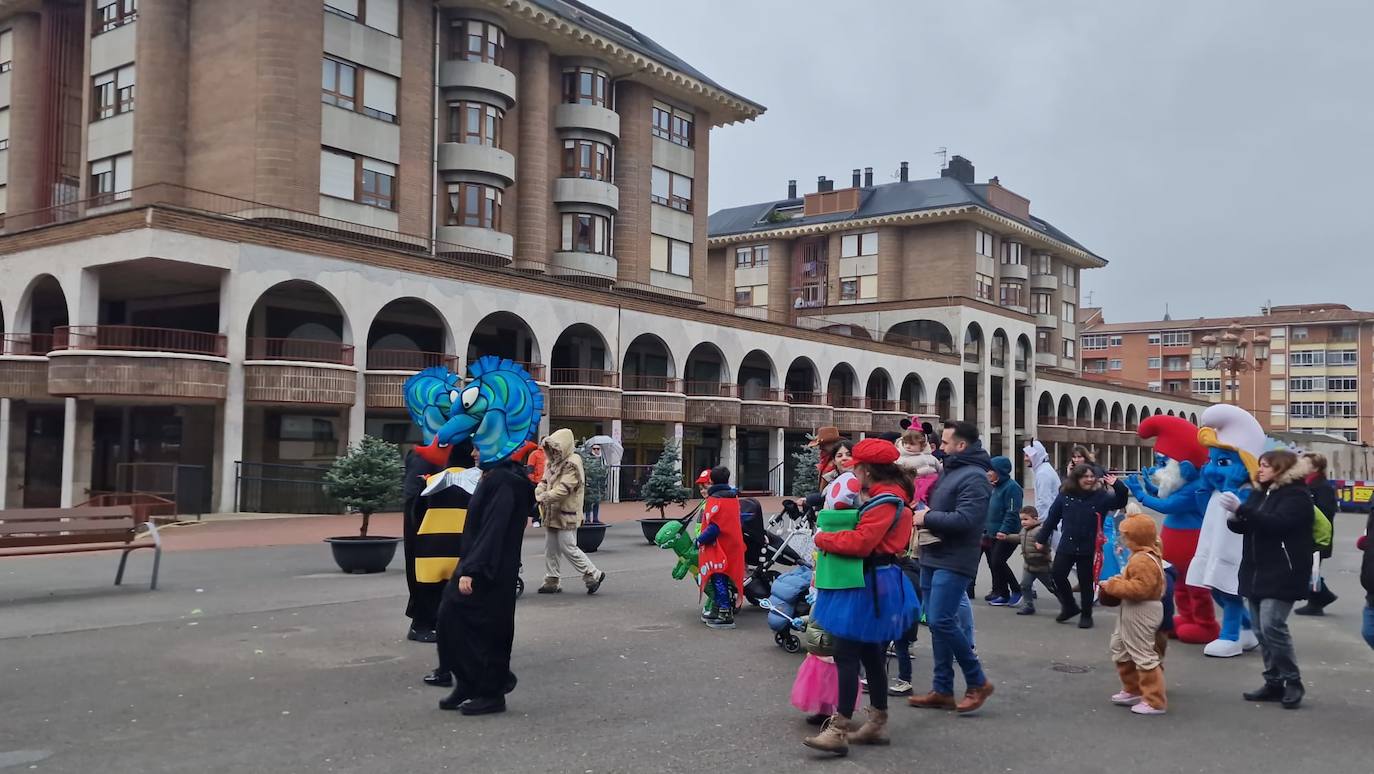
[1312,504,1333,551]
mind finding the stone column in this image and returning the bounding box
[979,338,992,441]
[772,427,785,494]
[673,422,684,478]
[216,281,247,514]
[610,418,623,503]
[722,423,738,483]
[514,41,550,265]
[1002,378,1016,460]
[347,372,367,448]
[767,239,793,324]
[0,398,10,510]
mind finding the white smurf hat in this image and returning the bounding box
[1197,404,1266,479]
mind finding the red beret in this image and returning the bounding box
[851,438,899,466]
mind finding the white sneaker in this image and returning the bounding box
[1239,629,1260,652]
[887,678,913,696]
[1111,691,1142,706]
[1130,702,1166,716]
[1203,638,1244,658]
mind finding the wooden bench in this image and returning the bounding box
[0,506,163,590]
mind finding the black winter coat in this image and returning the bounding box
[1360,512,1373,604]
[920,444,993,579]
[1309,475,1338,559]
[1228,477,1314,602]
[1036,480,1128,556]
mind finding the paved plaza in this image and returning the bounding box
[2,512,1372,774]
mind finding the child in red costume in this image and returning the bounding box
[697,466,746,630]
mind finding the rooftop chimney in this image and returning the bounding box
[863,167,873,187]
[787,179,797,199]
[852,168,861,188]
[817,176,833,193]
[899,161,909,182]
[940,155,975,184]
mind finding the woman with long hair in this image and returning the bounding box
[1223,450,1314,709]
[804,439,920,756]
[1296,452,1338,615]
[1036,464,1128,629]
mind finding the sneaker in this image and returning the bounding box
[987,596,1010,607]
[887,678,913,696]
[705,616,736,630]
[1016,606,1036,616]
[1111,691,1142,706]
[536,582,562,594]
[585,571,606,595]
[1130,702,1166,716]
[1006,592,1023,607]
[982,592,998,602]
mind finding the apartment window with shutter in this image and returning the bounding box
[1062,339,1076,359]
[321,57,356,110]
[735,244,769,268]
[359,158,396,209]
[651,101,693,147]
[449,102,503,146]
[95,0,137,35]
[1030,292,1052,315]
[0,108,9,151]
[976,230,995,257]
[1061,264,1077,287]
[562,67,608,106]
[1036,330,1051,353]
[650,167,692,211]
[1001,241,1023,264]
[89,153,132,205]
[1031,252,1052,275]
[445,182,502,228]
[450,18,504,64]
[0,30,11,73]
[562,139,612,181]
[840,231,877,257]
[975,273,993,301]
[325,0,398,36]
[1061,301,1076,323]
[649,235,691,276]
[361,70,398,122]
[93,65,135,120]
[563,213,613,255]
[999,282,1024,307]
[321,148,398,211]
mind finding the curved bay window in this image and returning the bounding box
[562,139,612,181]
[446,182,503,229]
[448,102,503,146]
[561,213,612,255]
[450,19,505,65]
[561,66,608,107]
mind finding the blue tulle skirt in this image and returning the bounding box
[812,565,920,643]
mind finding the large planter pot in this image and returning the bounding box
[576,523,609,553]
[638,517,677,544]
[325,535,402,574]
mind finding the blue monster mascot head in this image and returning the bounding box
[403,356,543,467]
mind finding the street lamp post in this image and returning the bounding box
[1199,323,1269,406]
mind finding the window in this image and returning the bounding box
[1166,356,1189,371]
[735,244,769,268]
[1061,264,1077,287]
[650,235,691,276]
[975,230,995,257]
[448,102,503,146]
[444,182,501,228]
[1341,431,1359,442]
[975,273,993,301]
[735,287,753,306]
[1001,241,1023,264]
[1082,334,1110,350]
[563,213,613,255]
[1334,325,1358,342]
[1327,400,1356,418]
[999,282,1024,308]
[0,108,8,151]
[361,70,398,122]
[325,0,397,35]
[1061,301,1075,323]
[1327,377,1358,392]
[321,57,356,110]
[1030,292,1052,315]
[1146,333,1161,345]
[562,67,608,107]
[1289,402,1326,419]
[1191,379,1221,394]
[1161,331,1192,346]
[650,167,692,211]
[96,0,137,34]
[839,278,858,301]
[359,158,396,209]
[1062,338,1076,359]
[320,148,397,210]
[1166,381,1185,393]
[1329,349,1358,365]
[1036,330,1051,353]
[1147,357,1162,369]
[1271,379,1286,392]
[1270,353,1286,368]
[840,231,878,257]
[92,65,135,120]
[1031,252,1052,275]
[449,18,504,65]
[651,101,693,147]
[1084,360,1107,374]
[88,153,132,205]
[1110,335,1122,346]
[1291,326,1308,341]
[0,29,11,73]
[1147,381,1161,393]
[562,139,612,181]
[1191,355,1209,369]
[1270,327,1285,339]
[1290,350,1326,367]
[1109,359,1123,370]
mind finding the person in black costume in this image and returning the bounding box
[436,454,535,715]
[402,445,446,642]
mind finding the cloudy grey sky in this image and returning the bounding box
[593,0,1374,322]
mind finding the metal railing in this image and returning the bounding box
[1,332,55,355]
[366,349,459,371]
[831,395,867,409]
[52,325,227,356]
[869,399,897,412]
[235,461,341,514]
[247,337,356,365]
[684,381,738,398]
[622,374,681,392]
[786,391,822,405]
[550,368,619,388]
[741,386,785,402]
[113,462,210,517]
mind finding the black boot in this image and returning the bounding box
[459,696,507,716]
[423,669,453,687]
[1242,682,1284,702]
[1077,613,1094,629]
[1055,601,1081,623]
[439,686,469,711]
[1281,680,1305,709]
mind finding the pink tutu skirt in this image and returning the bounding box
[790,654,861,716]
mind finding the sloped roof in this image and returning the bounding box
[1082,307,1374,334]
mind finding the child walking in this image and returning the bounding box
[791,618,862,725]
[1009,506,1056,615]
[1098,509,1169,715]
[696,467,746,630]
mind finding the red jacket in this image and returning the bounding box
[814,482,913,558]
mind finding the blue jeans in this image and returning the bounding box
[921,566,986,695]
[584,501,600,523]
[1363,605,1374,651]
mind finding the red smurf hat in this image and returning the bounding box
[851,437,900,466]
[1137,414,1208,468]
[695,469,711,485]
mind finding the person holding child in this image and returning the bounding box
[1007,506,1055,615]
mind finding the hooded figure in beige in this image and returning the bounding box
[1099,507,1169,715]
[535,429,606,594]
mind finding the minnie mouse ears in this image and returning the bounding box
[899,416,917,430]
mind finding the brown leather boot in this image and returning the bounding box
[847,707,890,746]
[802,714,849,756]
[907,691,957,709]
[956,680,995,713]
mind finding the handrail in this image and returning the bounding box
[550,368,619,388]
[53,325,227,357]
[832,395,867,410]
[683,381,738,398]
[622,374,681,392]
[868,398,897,412]
[1,332,55,356]
[740,386,785,402]
[366,349,459,371]
[247,337,355,365]
[786,391,823,406]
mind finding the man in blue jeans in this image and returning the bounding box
[908,421,995,713]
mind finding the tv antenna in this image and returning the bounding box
[935,146,948,169]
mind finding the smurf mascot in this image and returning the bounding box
[1126,415,1217,644]
[1191,404,1263,658]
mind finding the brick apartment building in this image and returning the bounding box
[0,0,1203,514]
[1080,303,1374,443]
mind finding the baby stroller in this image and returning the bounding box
[761,565,813,652]
[742,497,816,606]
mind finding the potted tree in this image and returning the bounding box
[635,438,694,544]
[322,435,405,573]
[790,442,820,497]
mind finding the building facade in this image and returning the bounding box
[1080,304,1374,443]
[0,1,1205,514]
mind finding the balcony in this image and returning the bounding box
[831,397,873,435]
[435,225,514,260]
[684,382,741,425]
[1030,273,1059,291]
[552,178,619,213]
[1035,313,1058,329]
[553,103,620,140]
[1001,263,1029,281]
[244,337,357,405]
[550,251,617,284]
[1036,351,1059,368]
[0,333,52,399]
[365,350,461,409]
[46,326,230,400]
[438,143,516,186]
[439,59,517,109]
[622,375,684,422]
[738,387,789,428]
[786,392,833,429]
[548,368,622,420]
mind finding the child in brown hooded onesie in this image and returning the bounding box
[1099,508,1168,715]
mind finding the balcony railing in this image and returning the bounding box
[869,399,897,412]
[366,349,460,371]
[53,325,227,357]
[831,395,866,409]
[786,391,821,405]
[247,337,355,365]
[550,368,619,388]
[740,386,784,402]
[622,374,682,392]
[684,381,738,398]
[1,332,55,356]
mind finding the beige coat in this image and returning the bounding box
[535,429,585,529]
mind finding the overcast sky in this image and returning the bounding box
[592,0,1374,322]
